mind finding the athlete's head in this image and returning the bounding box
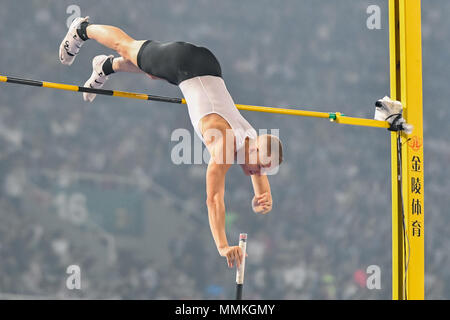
[243,134,283,175]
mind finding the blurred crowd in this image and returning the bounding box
[0,0,449,299]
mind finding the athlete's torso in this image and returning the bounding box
[179,76,257,153]
[138,40,256,152]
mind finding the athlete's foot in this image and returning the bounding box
[59,16,90,65]
[83,55,114,102]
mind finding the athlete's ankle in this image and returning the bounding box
[102,56,115,75]
[76,21,90,41]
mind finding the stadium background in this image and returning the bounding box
[0,0,448,299]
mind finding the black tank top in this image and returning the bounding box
[137,40,222,85]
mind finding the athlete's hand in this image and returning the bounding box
[219,246,247,269]
[252,192,272,214]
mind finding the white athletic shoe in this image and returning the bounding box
[83,55,113,102]
[59,16,90,65]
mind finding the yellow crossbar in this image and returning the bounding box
[0,74,389,129]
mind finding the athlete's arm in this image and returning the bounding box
[206,160,244,268]
[250,174,273,214]
[206,160,229,250]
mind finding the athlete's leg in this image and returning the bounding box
[112,57,145,73]
[82,55,147,102]
[85,24,146,67]
[60,17,147,67]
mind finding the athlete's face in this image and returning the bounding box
[242,149,272,176]
[242,163,272,176]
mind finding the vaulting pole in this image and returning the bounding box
[235,233,247,300]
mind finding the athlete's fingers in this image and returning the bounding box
[234,250,241,269]
[256,199,265,205]
[256,196,269,204]
[238,249,244,267]
[230,251,237,268]
[256,193,268,200]
[229,250,235,268]
[257,202,270,208]
[232,249,240,268]
[226,254,232,268]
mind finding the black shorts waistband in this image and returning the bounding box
[137,40,152,70]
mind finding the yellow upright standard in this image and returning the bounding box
[389,0,424,300]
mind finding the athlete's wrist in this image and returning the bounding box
[218,244,229,254]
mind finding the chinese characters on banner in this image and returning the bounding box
[409,139,423,239]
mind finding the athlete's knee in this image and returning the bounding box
[112,39,131,59]
[115,40,141,63]
[113,40,128,58]
[119,40,144,66]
